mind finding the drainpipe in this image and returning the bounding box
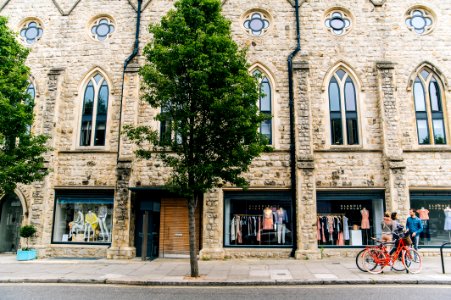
[288,0,300,258]
[117,0,142,160]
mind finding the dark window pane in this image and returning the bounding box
[80,82,94,146]
[433,119,446,144]
[260,118,272,144]
[97,83,109,115]
[94,121,106,146]
[260,78,271,112]
[429,79,442,112]
[94,82,108,146]
[80,121,92,146]
[159,112,172,146]
[331,117,343,145]
[344,78,356,111]
[346,117,359,145]
[329,79,340,112]
[414,79,426,112]
[417,119,429,144]
[26,83,35,102]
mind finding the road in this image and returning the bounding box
[1,284,450,300]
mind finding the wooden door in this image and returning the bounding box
[159,198,199,257]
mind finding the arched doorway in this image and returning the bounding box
[0,194,23,252]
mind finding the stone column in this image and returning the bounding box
[199,189,225,260]
[376,62,409,218]
[30,68,64,256]
[107,63,139,259]
[293,61,319,259]
[107,159,135,259]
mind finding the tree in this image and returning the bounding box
[125,0,269,277]
[0,16,49,194]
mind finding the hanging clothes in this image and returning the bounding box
[343,216,350,240]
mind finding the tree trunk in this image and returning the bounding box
[188,194,199,277]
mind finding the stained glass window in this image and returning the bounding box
[91,18,115,41]
[20,21,43,45]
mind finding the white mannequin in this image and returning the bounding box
[69,210,84,239]
[98,205,109,241]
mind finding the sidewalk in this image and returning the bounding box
[1,254,451,286]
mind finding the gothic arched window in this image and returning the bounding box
[328,69,359,145]
[413,69,446,145]
[253,70,272,144]
[80,73,109,146]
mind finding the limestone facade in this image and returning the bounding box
[0,0,450,259]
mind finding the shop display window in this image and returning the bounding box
[224,192,292,247]
[410,195,451,246]
[316,192,384,247]
[52,194,113,244]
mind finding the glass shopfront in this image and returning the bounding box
[224,191,292,247]
[317,191,384,247]
[410,191,451,246]
[52,191,114,244]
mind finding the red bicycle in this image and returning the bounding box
[356,238,405,272]
[361,234,422,274]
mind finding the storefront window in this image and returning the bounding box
[410,192,451,246]
[224,192,292,247]
[317,191,384,247]
[52,193,113,244]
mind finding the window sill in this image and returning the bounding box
[59,149,117,154]
[404,146,451,152]
[316,147,381,153]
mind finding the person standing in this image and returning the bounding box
[381,212,394,243]
[406,208,423,250]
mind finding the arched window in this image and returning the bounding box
[253,70,272,144]
[328,69,359,145]
[25,82,36,134]
[413,69,446,145]
[80,73,109,146]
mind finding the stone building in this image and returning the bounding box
[0,0,450,259]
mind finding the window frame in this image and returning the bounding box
[252,69,273,145]
[413,69,447,145]
[328,69,360,146]
[77,72,111,148]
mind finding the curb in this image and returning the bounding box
[1,278,451,286]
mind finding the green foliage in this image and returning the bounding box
[0,16,49,194]
[19,224,37,250]
[19,224,36,238]
[126,0,269,198]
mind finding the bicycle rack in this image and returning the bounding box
[440,242,451,274]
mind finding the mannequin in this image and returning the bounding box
[361,208,370,244]
[445,207,451,241]
[263,207,274,230]
[276,207,288,244]
[68,210,84,241]
[418,207,430,243]
[98,205,109,241]
[84,210,99,241]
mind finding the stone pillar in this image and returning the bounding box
[376,62,409,219]
[107,159,135,259]
[199,189,225,260]
[107,62,139,259]
[293,61,319,259]
[30,68,64,256]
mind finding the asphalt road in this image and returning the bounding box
[1,284,451,300]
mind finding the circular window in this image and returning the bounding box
[90,17,115,41]
[19,20,43,45]
[405,8,434,35]
[324,10,352,36]
[242,11,271,36]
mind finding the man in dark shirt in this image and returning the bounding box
[406,208,423,250]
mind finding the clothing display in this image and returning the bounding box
[263,207,274,230]
[418,208,430,220]
[444,209,451,231]
[360,209,370,229]
[230,215,260,244]
[317,215,348,245]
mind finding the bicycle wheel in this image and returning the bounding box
[391,253,406,272]
[362,249,384,274]
[402,248,422,274]
[355,249,368,272]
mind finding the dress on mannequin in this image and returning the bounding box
[418,207,430,241]
[263,207,274,230]
[444,207,451,231]
[276,207,288,244]
[84,211,99,241]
